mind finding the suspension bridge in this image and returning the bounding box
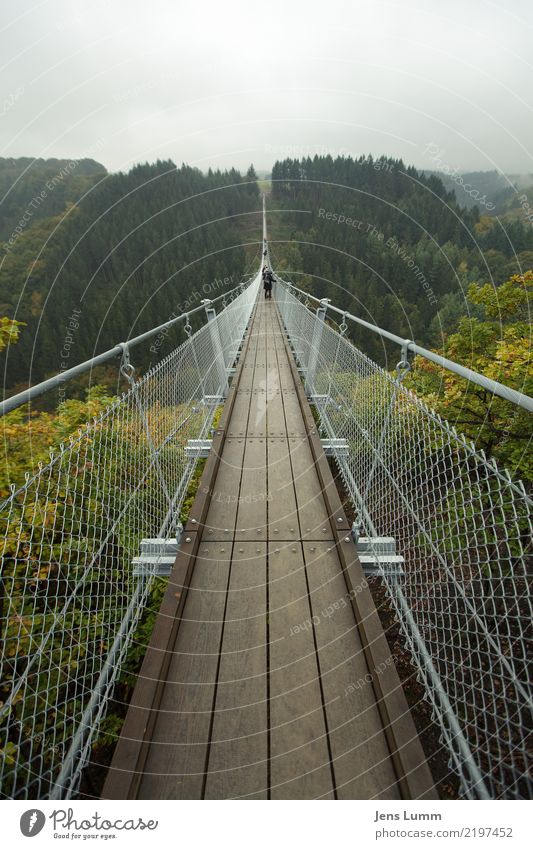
[0,202,531,800]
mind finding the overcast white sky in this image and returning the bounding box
[1,0,532,175]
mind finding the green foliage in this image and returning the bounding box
[0,161,259,388]
[0,385,115,497]
[0,316,24,351]
[269,154,533,366]
[0,387,208,795]
[0,157,106,242]
[409,272,533,481]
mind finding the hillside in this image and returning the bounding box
[0,157,107,243]
[0,161,260,389]
[269,155,533,364]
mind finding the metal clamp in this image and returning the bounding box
[184,314,192,337]
[396,339,413,380]
[118,343,135,384]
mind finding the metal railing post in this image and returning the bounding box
[305,298,329,396]
[203,299,229,399]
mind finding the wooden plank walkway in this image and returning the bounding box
[103,296,436,800]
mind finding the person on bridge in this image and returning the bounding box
[263,268,273,299]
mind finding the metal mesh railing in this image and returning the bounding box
[0,271,261,799]
[276,279,532,800]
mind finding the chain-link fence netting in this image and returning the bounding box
[277,280,532,800]
[0,273,260,799]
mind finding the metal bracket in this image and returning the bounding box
[117,342,135,384]
[203,395,224,407]
[185,438,212,459]
[132,531,182,577]
[309,394,330,405]
[352,527,405,577]
[396,339,413,379]
[321,438,349,457]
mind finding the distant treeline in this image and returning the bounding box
[269,154,533,364]
[0,159,259,389]
[0,157,107,243]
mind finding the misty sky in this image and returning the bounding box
[1,0,532,176]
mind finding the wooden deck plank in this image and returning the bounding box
[288,437,335,541]
[204,542,268,799]
[267,437,300,541]
[268,541,335,799]
[203,437,246,540]
[303,541,401,799]
[246,322,269,435]
[138,547,231,799]
[264,359,286,437]
[227,390,253,436]
[234,438,268,541]
[271,320,308,434]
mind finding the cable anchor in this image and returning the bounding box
[396,339,413,381]
[118,342,135,385]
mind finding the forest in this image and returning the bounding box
[1,153,531,481]
[1,153,530,801]
[0,158,259,390]
[269,155,533,358]
[268,154,532,479]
